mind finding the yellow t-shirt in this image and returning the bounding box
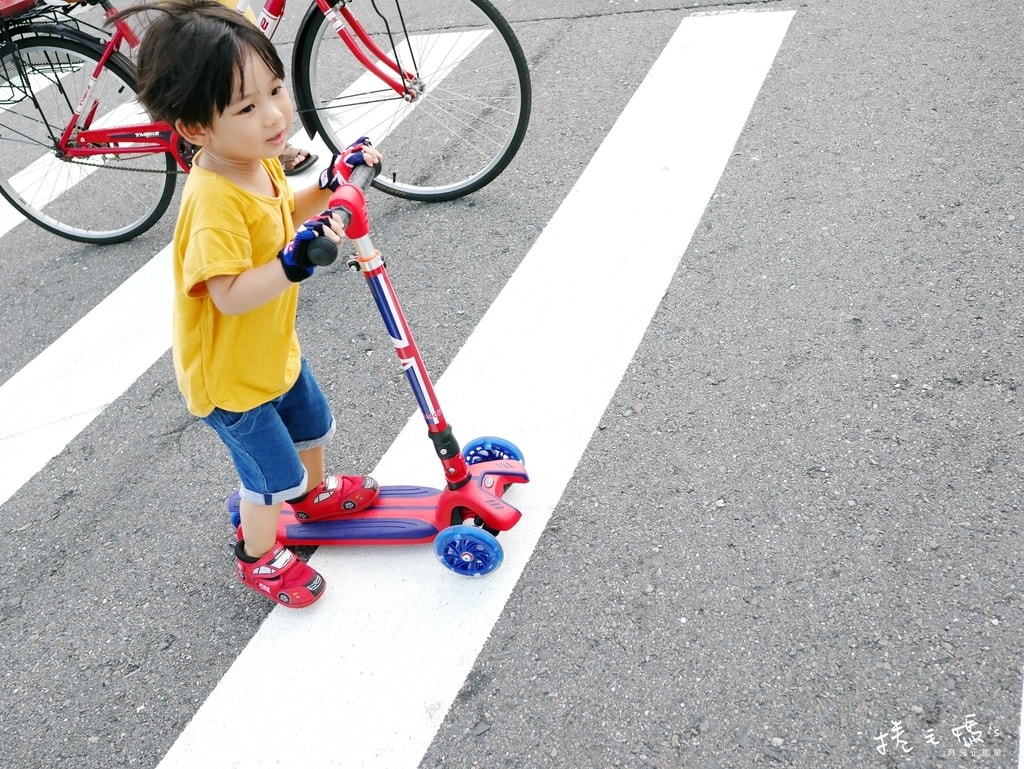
[172,156,301,417]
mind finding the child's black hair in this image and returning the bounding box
[111,0,285,127]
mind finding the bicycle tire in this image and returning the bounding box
[0,32,176,244]
[292,0,531,202]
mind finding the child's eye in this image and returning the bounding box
[239,104,255,114]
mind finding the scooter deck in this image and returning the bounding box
[229,459,528,548]
[277,485,447,546]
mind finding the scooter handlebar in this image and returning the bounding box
[327,161,379,239]
[305,161,382,266]
[347,161,381,194]
[306,233,340,266]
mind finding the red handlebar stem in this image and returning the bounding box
[328,182,370,239]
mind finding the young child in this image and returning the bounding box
[119,0,382,608]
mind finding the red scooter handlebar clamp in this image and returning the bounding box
[328,183,370,239]
[327,162,380,239]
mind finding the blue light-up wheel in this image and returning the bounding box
[462,436,525,465]
[434,525,504,577]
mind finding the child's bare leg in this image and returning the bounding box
[299,445,325,493]
[237,500,282,558]
[239,446,324,555]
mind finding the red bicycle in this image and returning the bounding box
[0,0,531,243]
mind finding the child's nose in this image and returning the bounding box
[264,102,286,124]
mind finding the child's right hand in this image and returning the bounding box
[278,213,343,282]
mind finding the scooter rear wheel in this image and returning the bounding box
[434,525,504,577]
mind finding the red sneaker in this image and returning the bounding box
[291,474,379,522]
[235,541,326,608]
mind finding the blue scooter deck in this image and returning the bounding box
[276,485,445,546]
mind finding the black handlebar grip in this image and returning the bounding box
[306,236,338,267]
[347,161,382,194]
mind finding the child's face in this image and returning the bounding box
[193,49,294,164]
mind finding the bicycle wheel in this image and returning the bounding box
[293,0,531,202]
[0,33,176,244]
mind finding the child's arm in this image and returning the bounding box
[204,139,382,315]
[291,183,335,226]
[292,140,382,227]
[205,212,346,315]
[205,259,295,316]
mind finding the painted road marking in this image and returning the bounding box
[0,245,172,506]
[154,10,796,769]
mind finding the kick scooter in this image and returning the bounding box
[230,162,528,577]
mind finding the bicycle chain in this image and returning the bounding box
[59,156,191,174]
[55,138,195,174]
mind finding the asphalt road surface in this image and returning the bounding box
[0,1,1021,768]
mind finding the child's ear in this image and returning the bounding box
[175,119,209,146]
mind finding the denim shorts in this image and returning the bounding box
[202,357,336,506]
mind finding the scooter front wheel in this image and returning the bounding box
[462,436,525,464]
[434,525,504,577]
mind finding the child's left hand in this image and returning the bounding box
[318,136,382,191]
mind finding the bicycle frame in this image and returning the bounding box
[54,6,187,170]
[60,0,420,173]
[247,0,419,99]
[306,0,418,99]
